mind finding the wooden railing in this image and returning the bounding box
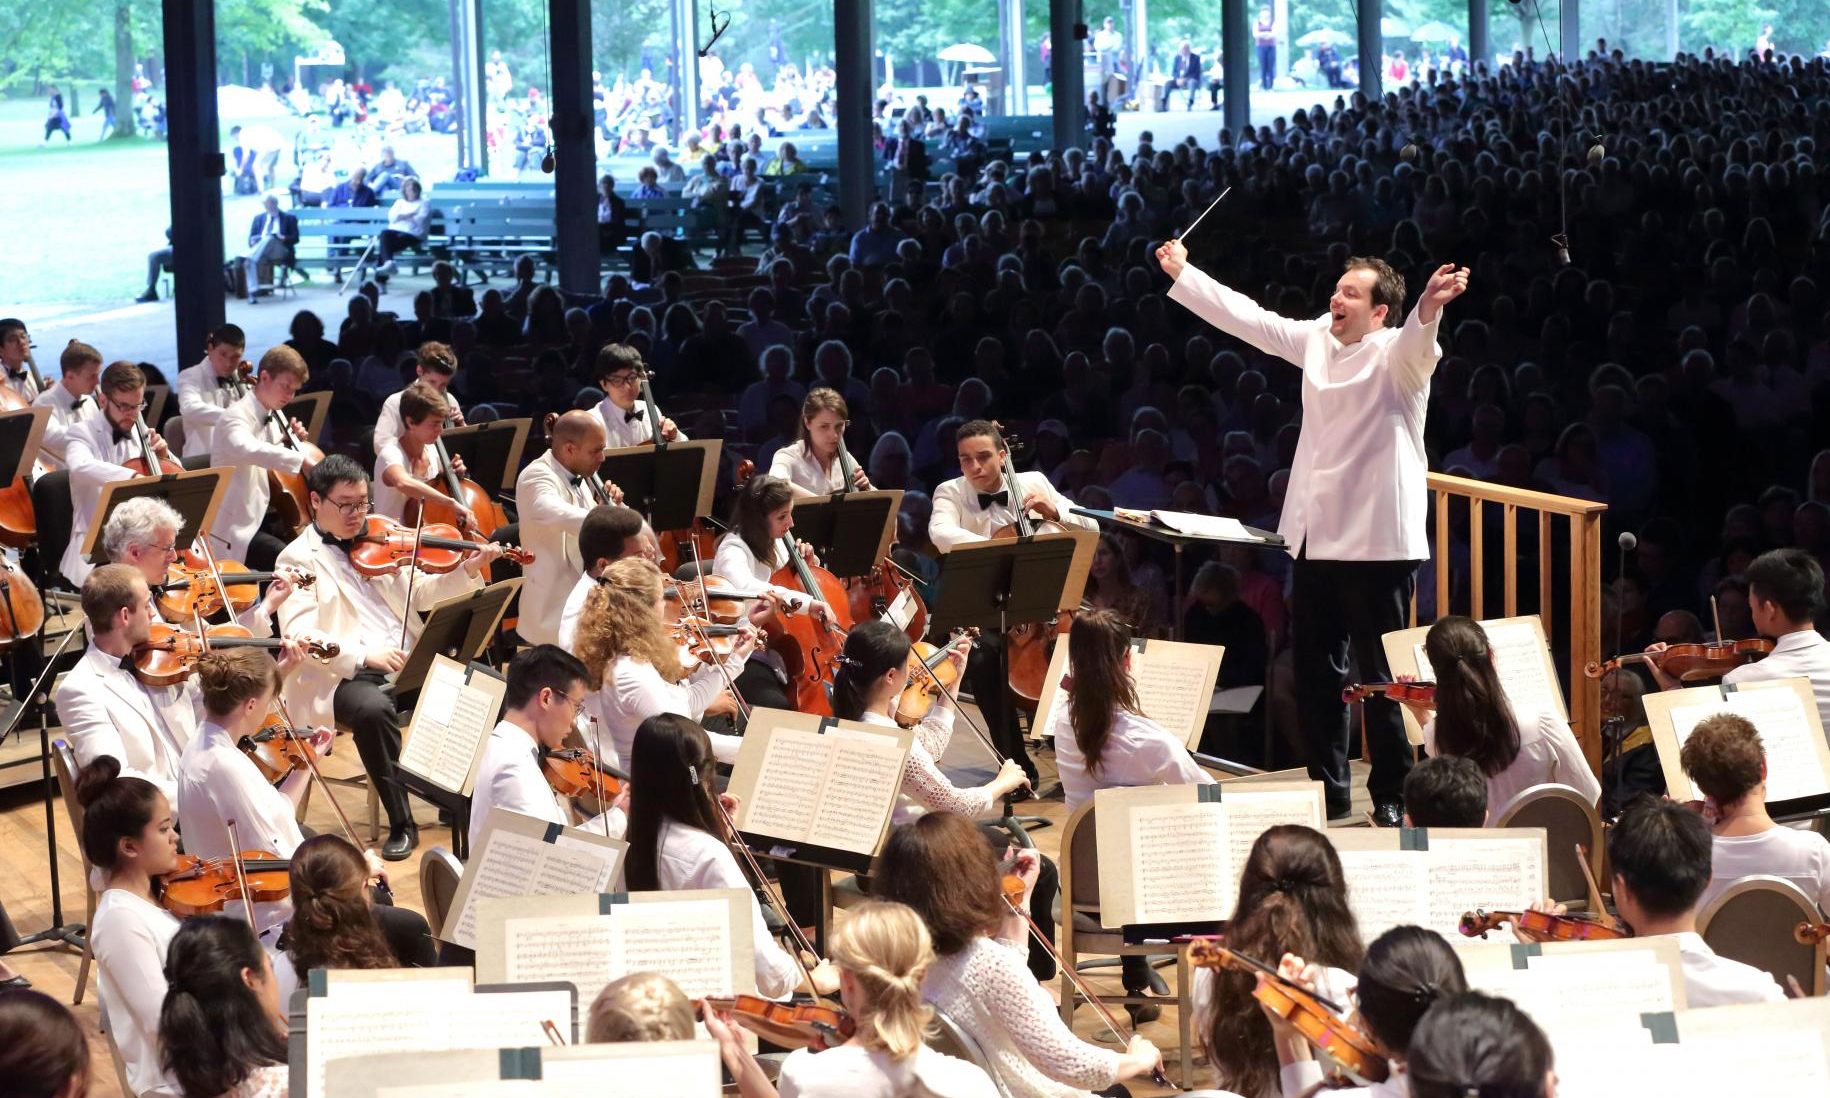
[1413,473,1610,767]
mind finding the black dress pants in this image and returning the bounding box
[333,671,412,830]
[1290,554,1418,815]
[963,633,1035,783]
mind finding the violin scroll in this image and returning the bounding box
[1797,921,1830,946]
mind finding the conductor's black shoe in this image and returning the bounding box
[381,823,418,860]
[1371,801,1403,828]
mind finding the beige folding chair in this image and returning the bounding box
[1491,783,1606,910]
[1057,799,1201,1086]
[94,986,137,1097]
[416,846,464,938]
[1697,875,1827,997]
[928,1004,1013,1098]
[50,739,97,1005]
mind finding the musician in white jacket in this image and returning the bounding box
[1157,239,1469,824]
[513,410,610,646]
[372,343,463,456]
[174,323,247,459]
[62,361,172,588]
[210,345,313,569]
[594,343,684,447]
[32,338,102,468]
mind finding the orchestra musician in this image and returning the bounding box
[156,916,289,1098]
[1405,994,1558,1098]
[1679,713,1830,913]
[274,454,502,860]
[714,474,843,711]
[0,989,89,1098]
[1156,240,1470,826]
[930,419,1098,786]
[371,380,461,525]
[595,344,683,447]
[271,834,438,1008]
[371,342,463,456]
[32,338,101,468]
[62,360,172,588]
[515,409,611,647]
[103,495,300,635]
[55,565,203,804]
[557,504,647,650]
[768,387,872,497]
[212,346,315,571]
[173,323,247,459]
[0,317,43,402]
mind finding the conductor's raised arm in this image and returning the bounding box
[1156,238,1316,368]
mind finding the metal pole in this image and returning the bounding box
[549,0,598,295]
[1356,0,1382,100]
[1469,0,1490,71]
[1223,0,1251,135]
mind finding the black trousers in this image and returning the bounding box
[246,531,286,573]
[963,633,1035,783]
[333,672,412,830]
[1291,555,1418,815]
[371,886,438,966]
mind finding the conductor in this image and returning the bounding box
[1156,237,1469,824]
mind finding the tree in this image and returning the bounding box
[1682,0,1775,54]
[114,0,135,137]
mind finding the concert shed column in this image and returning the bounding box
[548,0,598,295]
[1561,0,1582,60]
[1048,0,1085,151]
[1222,0,1250,135]
[834,0,874,228]
[1356,0,1382,100]
[450,0,488,176]
[161,0,226,365]
[1469,0,1489,74]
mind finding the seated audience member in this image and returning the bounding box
[1401,754,1489,827]
[1679,712,1830,912]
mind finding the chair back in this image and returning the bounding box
[1491,783,1604,907]
[52,738,87,854]
[417,846,464,938]
[30,469,73,588]
[160,417,186,456]
[1059,800,1102,915]
[927,1004,1012,1098]
[1696,875,1827,997]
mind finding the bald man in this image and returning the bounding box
[515,410,619,646]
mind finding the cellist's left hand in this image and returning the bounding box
[449,453,469,478]
[658,416,679,441]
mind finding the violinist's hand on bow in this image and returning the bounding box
[1155,237,1188,280]
[807,598,839,632]
[364,646,410,674]
[802,954,842,997]
[1418,263,1471,323]
[463,540,505,576]
[717,791,742,817]
[363,848,391,890]
[704,690,740,719]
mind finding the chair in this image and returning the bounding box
[417,846,464,938]
[1697,875,1827,996]
[94,986,136,1097]
[50,738,96,1004]
[1057,799,1200,1085]
[1491,783,1605,909]
[159,417,186,458]
[928,1004,1013,1098]
[29,469,73,590]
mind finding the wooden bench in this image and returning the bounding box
[442,202,556,282]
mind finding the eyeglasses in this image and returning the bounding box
[148,542,178,557]
[103,394,148,414]
[556,692,589,717]
[327,498,372,517]
[604,373,639,389]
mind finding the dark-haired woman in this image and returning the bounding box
[0,988,89,1098]
[1405,992,1558,1098]
[158,916,289,1098]
[1201,825,1364,1098]
[1407,616,1598,815]
[713,473,840,617]
[623,712,839,1000]
[1263,925,1468,1097]
[77,754,183,1097]
[272,834,413,1006]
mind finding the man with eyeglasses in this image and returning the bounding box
[469,644,625,856]
[100,496,305,634]
[213,345,317,570]
[62,361,172,587]
[0,318,42,403]
[275,453,503,859]
[594,343,684,448]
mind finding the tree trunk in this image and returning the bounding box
[113,0,136,138]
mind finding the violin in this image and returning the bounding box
[158,559,313,620]
[1341,681,1436,706]
[894,628,976,727]
[237,713,318,782]
[698,994,856,1051]
[988,426,1074,708]
[1186,938,1390,1084]
[0,382,36,547]
[766,531,853,717]
[1796,921,1830,945]
[540,746,627,800]
[130,621,339,687]
[1584,638,1775,683]
[161,850,290,917]
[670,616,752,668]
[664,574,761,625]
[1458,908,1629,942]
[847,557,929,643]
[345,514,532,577]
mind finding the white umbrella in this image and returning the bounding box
[1380,16,1411,37]
[1296,28,1353,47]
[1410,21,1462,43]
[937,43,998,64]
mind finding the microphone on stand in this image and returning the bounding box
[1599,530,1637,814]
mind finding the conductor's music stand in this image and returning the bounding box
[788,489,904,579]
[441,419,532,495]
[597,439,721,534]
[81,467,229,565]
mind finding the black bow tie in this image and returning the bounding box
[112,427,134,445]
[315,524,356,553]
[216,375,239,389]
[118,652,137,672]
[568,474,584,488]
[976,490,1009,509]
[6,369,26,383]
[69,395,86,411]
[624,407,645,423]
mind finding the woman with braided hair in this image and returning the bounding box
[271,834,404,1006]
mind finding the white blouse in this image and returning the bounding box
[1699,825,1830,913]
[588,653,744,769]
[922,935,1121,1098]
[93,889,182,1098]
[654,818,802,998]
[777,1044,1000,1098]
[712,531,814,612]
[1047,703,1214,813]
[858,708,1001,826]
[1422,706,1600,817]
[769,438,864,496]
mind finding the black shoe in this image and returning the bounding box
[1126,1001,1162,1025]
[1326,803,1354,822]
[1371,801,1404,828]
[134,290,157,303]
[381,823,419,860]
[0,974,30,990]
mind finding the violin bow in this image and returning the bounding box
[268,689,382,894]
[191,530,239,624]
[578,714,616,840]
[682,539,752,725]
[699,767,827,998]
[398,509,426,652]
[1574,843,1620,931]
[1198,941,1348,1015]
[904,630,1013,774]
[224,817,257,932]
[541,1019,567,1046]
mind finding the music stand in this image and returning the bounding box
[282,391,332,445]
[1071,507,1286,639]
[597,439,721,534]
[440,419,531,494]
[79,467,229,565]
[392,657,507,860]
[390,578,520,708]
[0,406,49,486]
[143,384,170,431]
[788,489,903,579]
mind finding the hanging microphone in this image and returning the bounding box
[1552,232,1571,266]
[1617,531,1637,553]
[541,149,555,173]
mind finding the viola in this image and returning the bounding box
[1341,681,1436,706]
[1186,938,1390,1084]
[540,746,627,800]
[237,713,318,782]
[766,532,853,717]
[670,616,752,668]
[130,621,339,687]
[1458,908,1629,942]
[1585,638,1775,683]
[161,850,291,917]
[1795,921,1830,946]
[158,560,313,620]
[847,557,928,642]
[0,383,36,547]
[659,521,722,577]
[345,514,532,577]
[894,628,976,727]
[698,994,856,1051]
[664,574,761,625]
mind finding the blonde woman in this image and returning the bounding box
[574,557,757,767]
[768,387,872,497]
[769,901,999,1098]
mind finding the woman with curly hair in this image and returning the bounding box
[273,834,417,1005]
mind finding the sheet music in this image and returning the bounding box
[1338,850,1424,939]
[1130,645,1218,746]
[399,660,498,794]
[742,725,902,855]
[448,824,625,949]
[380,1084,557,1098]
[540,1043,723,1097]
[1128,802,1232,922]
[1668,687,1826,802]
[1142,510,1266,542]
[885,588,917,631]
[611,899,737,999]
[1475,954,1676,1024]
[1422,838,1544,938]
[1412,618,1563,722]
[307,989,570,1098]
[504,914,617,1004]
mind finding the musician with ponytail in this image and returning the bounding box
[1411,616,1598,814]
[1405,992,1557,1098]
[274,834,423,1006]
[157,915,289,1098]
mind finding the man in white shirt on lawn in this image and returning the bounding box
[174,323,248,459]
[1157,238,1470,824]
[32,337,102,469]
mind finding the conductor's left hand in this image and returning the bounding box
[1419,264,1471,321]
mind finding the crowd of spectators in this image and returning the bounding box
[243,45,1830,763]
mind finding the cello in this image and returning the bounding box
[766,529,852,716]
[409,414,507,538]
[987,427,1071,709]
[255,387,323,534]
[0,381,36,547]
